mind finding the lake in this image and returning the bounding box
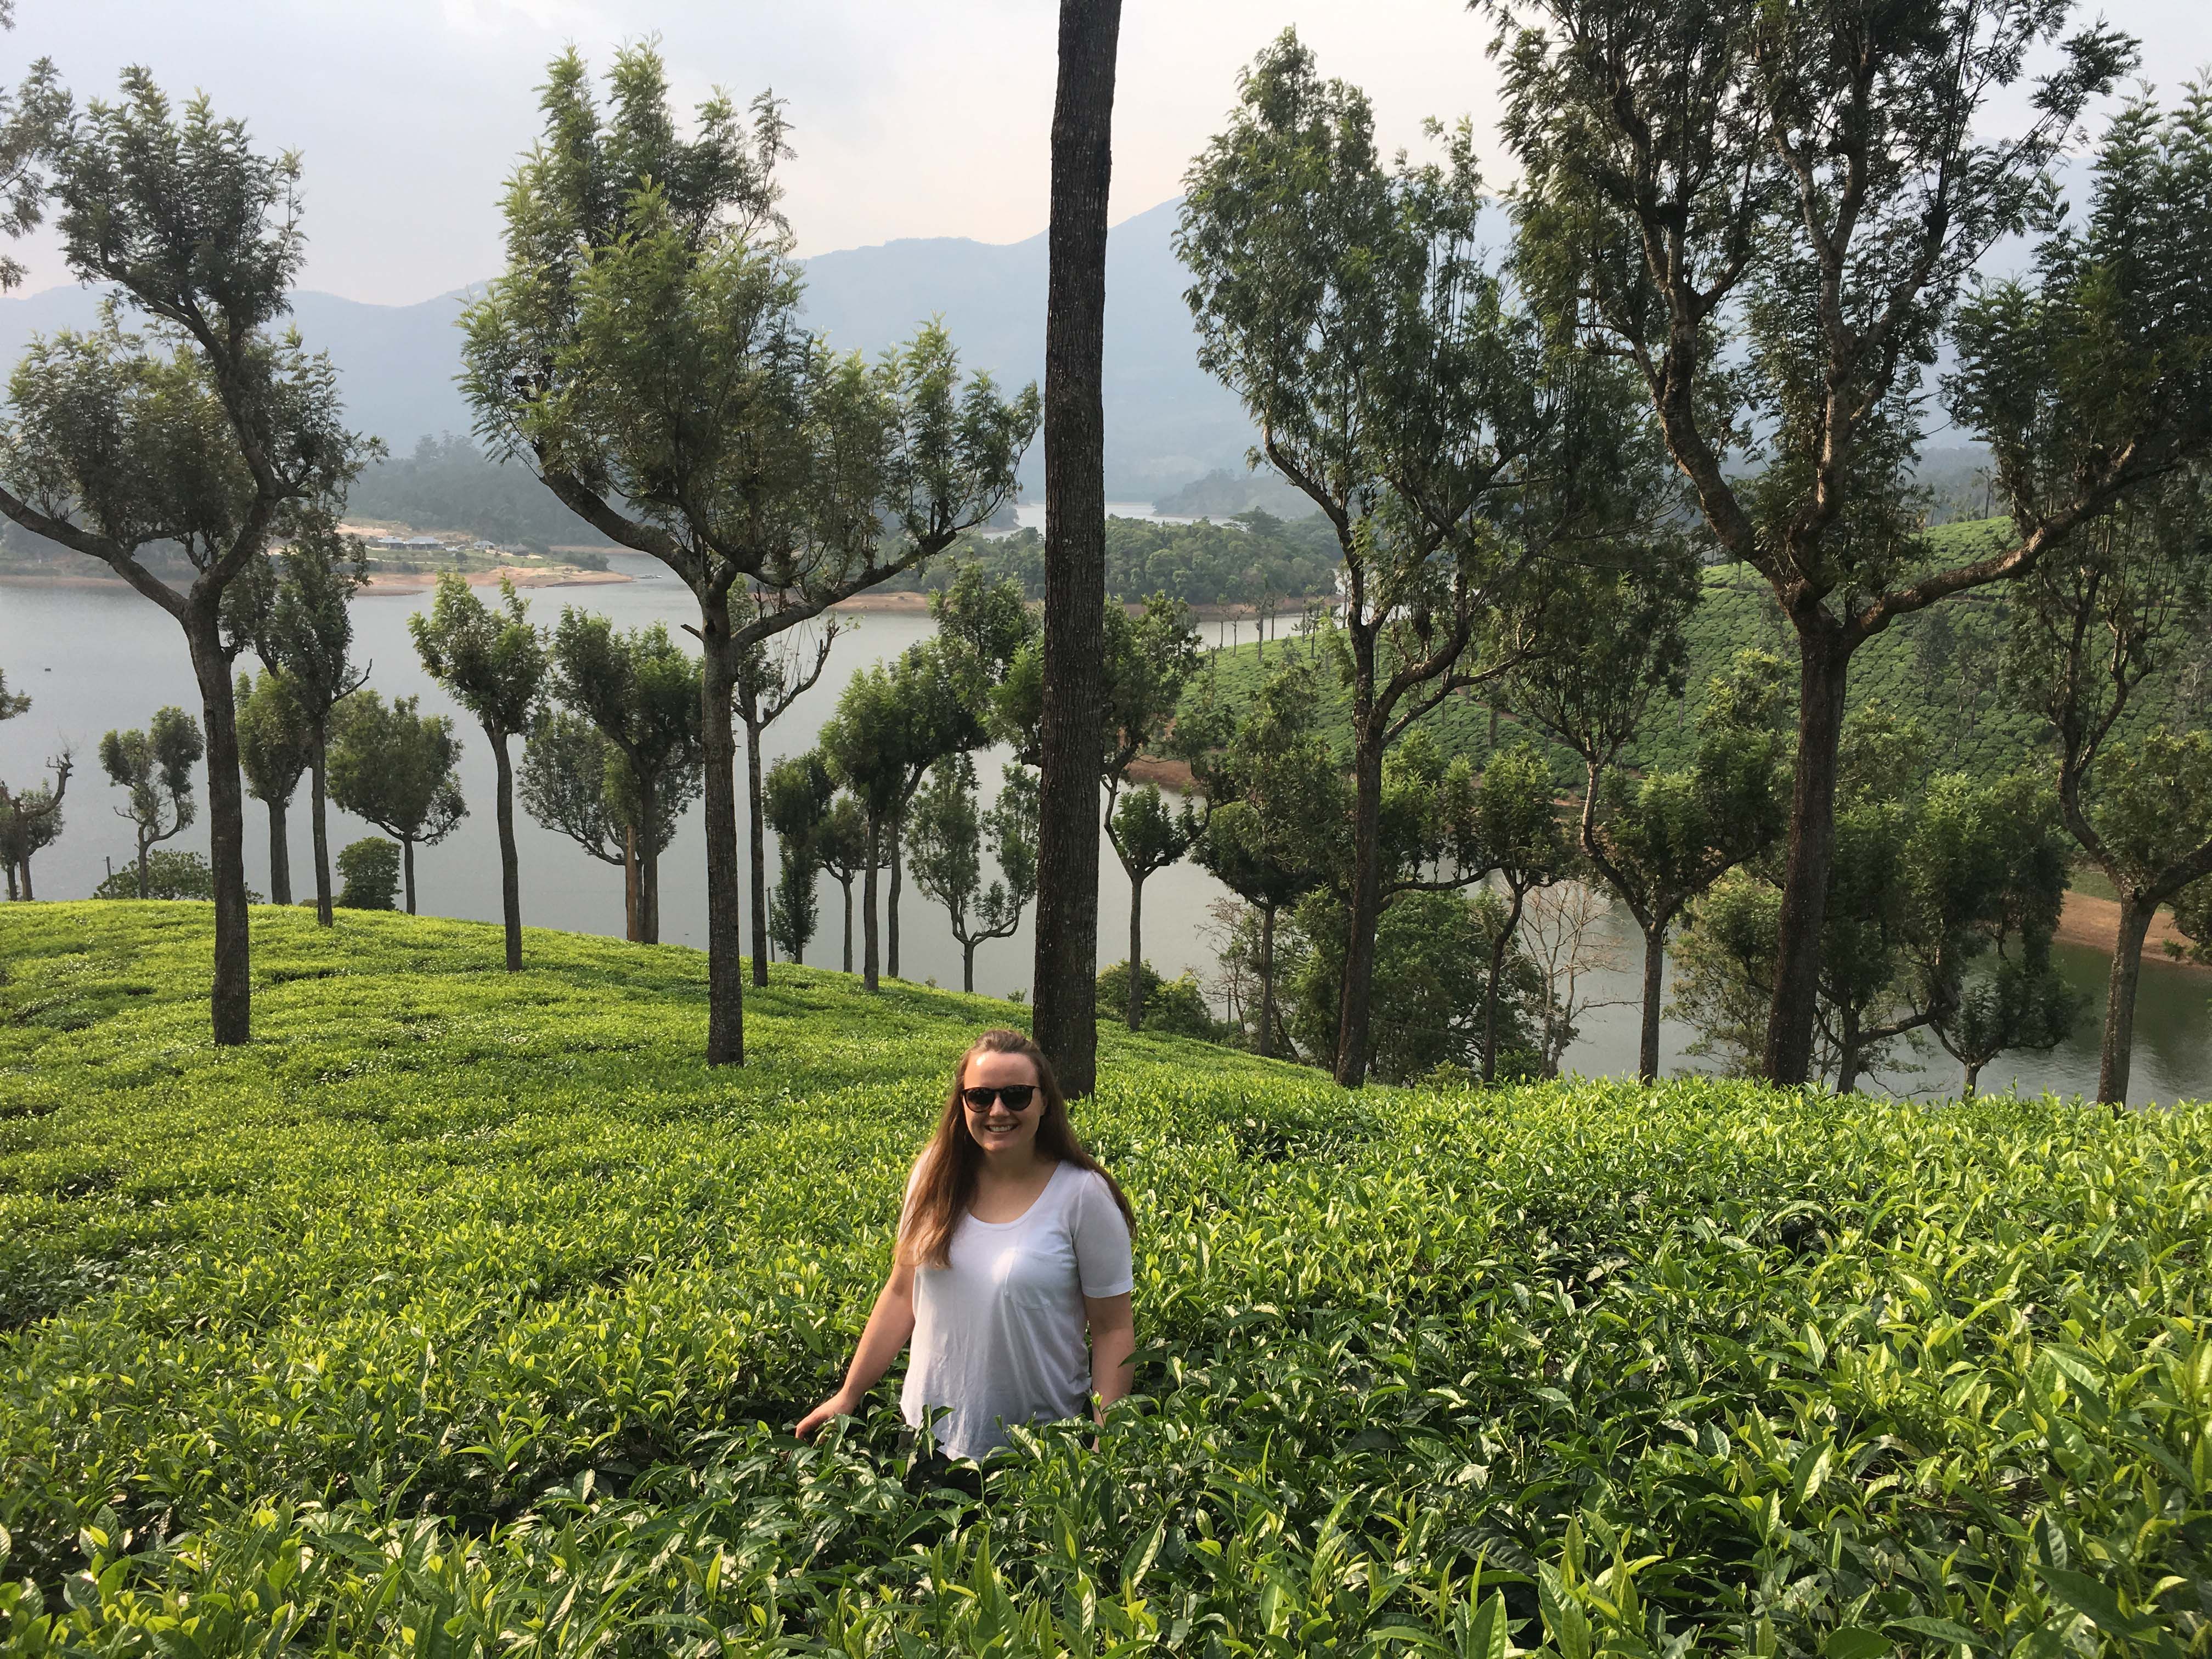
[3,561,2205,1105]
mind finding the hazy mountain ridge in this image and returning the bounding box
[0,198,1257,506]
[0,170,2083,521]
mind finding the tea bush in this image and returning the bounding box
[0,904,2205,1656]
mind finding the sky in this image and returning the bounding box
[8,0,2212,308]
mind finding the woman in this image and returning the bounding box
[794,1028,1136,1463]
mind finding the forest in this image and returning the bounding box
[1,0,2210,1652]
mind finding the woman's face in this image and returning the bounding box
[962,1048,1044,1160]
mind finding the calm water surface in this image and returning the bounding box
[3,562,2204,1105]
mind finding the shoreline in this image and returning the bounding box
[355,565,633,595]
[2056,890,2204,971]
[2,566,635,596]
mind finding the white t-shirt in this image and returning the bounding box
[900,1156,1134,1461]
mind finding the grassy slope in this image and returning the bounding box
[0,904,2206,1653]
[1183,520,2200,798]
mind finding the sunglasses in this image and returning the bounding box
[961,1085,1038,1111]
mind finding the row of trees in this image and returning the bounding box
[4,4,2207,1110]
[1154,18,2212,1104]
[0,46,1034,1057]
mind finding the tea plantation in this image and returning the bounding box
[1,904,2205,1656]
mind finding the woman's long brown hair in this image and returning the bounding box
[898,1028,1134,1269]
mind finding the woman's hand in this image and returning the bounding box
[793,1388,861,1440]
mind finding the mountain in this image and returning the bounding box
[0,168,2084,513]
[0,197,1257,503]
[0,283,483,464]
[799,197,1256,500]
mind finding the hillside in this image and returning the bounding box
[1,904,2203,1651]
[1184,518,2211,798]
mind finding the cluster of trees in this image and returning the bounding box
[1144,14,2212,1106]
[0,43,1034,1062]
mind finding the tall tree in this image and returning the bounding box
[1180,33,1652,1085]
[328,690,466,916]
[549,611,702,945]
[763,749,835,966]
[232,523,368,925]
[906,754,1041,992]
[461,44,1034,1064]
[819,665,914,993]
[769,828,819,967]
[0,72,370,1042]
[1032,0,1125,1099]
[1193,663,1345,1058]
[1515,619,1791,1082]
[0,670,69,902]
[100,707,200,900]
[234,669,309,906]
[410,575,546,970]
[0,755,66,901]
[519,708,662,940]
[1965,102,2212,1102]
[1099,595,1207,1029]
[1105,785,1201,1030]
[735,608,839,983]
[1485,0,2212,1084]
[1468,744,1572,1082]
[2004,488,2212,1103]
[1674,729,2075,1093]
[814,794,872,975]
[844,639,1002,983]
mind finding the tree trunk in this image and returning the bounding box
[963,937,977,995]
[746,715,769,988]
[862,811,882,992]
[1482,884,1527,1085]
[267,796,292,907]
[309,733,334,927]
[888,802,904,982]
[1032,0,1122,1101]
[840,875,854,974]
[137,830,150,899]
[624,823,640,943]
[1763,631,1850,1086]
[1836,1006,1861,1097]
[2098,894,2153,1108]
[697,599,744,1062]
[637,771,660,945]
[1257,901,1277,1060]
[1334,716,1386,1087]
[1126,871,1145,1030]
[1638,922,1667,1085]
[402,836,417,916]
[491,731,522,972]
[187,614,251,1045]
[1961,1057,1980,1100]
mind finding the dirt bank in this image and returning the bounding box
[2056,890,2205,969]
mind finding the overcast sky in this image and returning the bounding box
[9,0,2212,307]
